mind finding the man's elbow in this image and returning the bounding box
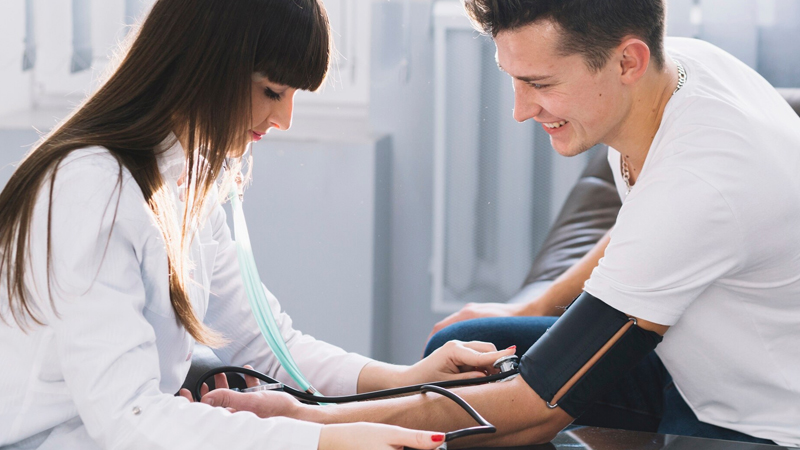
[513,418,565,445]
[490,377,572,446]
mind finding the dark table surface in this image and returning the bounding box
[468,427,790,450]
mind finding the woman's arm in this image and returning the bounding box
[202,194,512,395]
[33,153,324,450]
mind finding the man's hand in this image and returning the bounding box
[178,364,302,418]
[178,365,260,412]
[200,386,306,419]
[426,227,616,342]
[428,302,527,341]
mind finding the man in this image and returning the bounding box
[205,0,800,446]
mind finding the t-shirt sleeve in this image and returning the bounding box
[584,166,744,326]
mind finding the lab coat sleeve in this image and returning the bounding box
[203,200,374,396]
[34,156,323,450]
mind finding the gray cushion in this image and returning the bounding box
[777,88,800,116]
[523,147,620,287]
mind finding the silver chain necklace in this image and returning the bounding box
[622,60,686,195]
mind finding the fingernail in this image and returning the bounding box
[432,434,445,442]
[202,397,216,407]
[506,345,516,351]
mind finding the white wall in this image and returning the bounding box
[0,2,29,116]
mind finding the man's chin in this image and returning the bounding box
[550,138,593,157]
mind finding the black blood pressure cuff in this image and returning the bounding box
[519,292,663,419]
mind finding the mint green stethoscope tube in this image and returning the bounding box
[229,188,322,397]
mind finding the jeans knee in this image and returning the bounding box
[424,323,472,357]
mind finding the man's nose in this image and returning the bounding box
[512,81,543,123]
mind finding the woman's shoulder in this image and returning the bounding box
[49,146,146,197]
[57,146,132,181]
[43,146,151,225]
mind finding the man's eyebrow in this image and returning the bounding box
[495,62,552,82]
[516,74,552,82]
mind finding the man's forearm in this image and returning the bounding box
[521,228,613,316]
[302,376,572,447]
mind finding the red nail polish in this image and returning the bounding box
[432,434,445,442]
[507,345,516,350]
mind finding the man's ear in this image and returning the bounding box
[616,37,651,86]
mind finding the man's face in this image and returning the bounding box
[495,21,627,156]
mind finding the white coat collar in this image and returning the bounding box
[156,133,186,183]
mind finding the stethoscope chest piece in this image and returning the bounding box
[492,354,519,381]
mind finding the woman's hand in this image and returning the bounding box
[399,340,516,386]
[319,423,446,450]
[356,341,515,392]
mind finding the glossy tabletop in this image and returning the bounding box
[470,427,790,450]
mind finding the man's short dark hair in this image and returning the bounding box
[464,0,666,72]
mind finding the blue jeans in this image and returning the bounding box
[425,317,775,445]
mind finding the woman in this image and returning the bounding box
[0,1,513,449]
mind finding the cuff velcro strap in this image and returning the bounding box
[518,292,663,418]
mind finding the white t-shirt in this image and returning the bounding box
[0,139,372,450]
[584,38,800,446]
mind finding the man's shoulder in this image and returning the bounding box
[665,36,724,56]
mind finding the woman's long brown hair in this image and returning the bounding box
[0,0,330,346]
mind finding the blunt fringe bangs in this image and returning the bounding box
[253,0,331,91]
[464,0,666,72]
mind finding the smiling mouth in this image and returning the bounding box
[542,120,568,129]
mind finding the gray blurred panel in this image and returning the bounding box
[370,0,438,364]
[238,135,391,359]
[666,0,699,38]
[700,0,759,68]
[22,0,36,71]
[444,28,482,297]
[439,27,540,307]
[757,0,800,87]
[0,130,39,189]
[125,0,156,26]
[70,0,92,73]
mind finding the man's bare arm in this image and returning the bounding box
[428,229,614,338]
[301,313,667,448]
[304,375,573,447]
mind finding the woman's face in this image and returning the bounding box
[249,74,297,142]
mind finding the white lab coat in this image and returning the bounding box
[0,139,372,450]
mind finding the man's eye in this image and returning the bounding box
[264,88,282,101]
[529,83,549,90]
